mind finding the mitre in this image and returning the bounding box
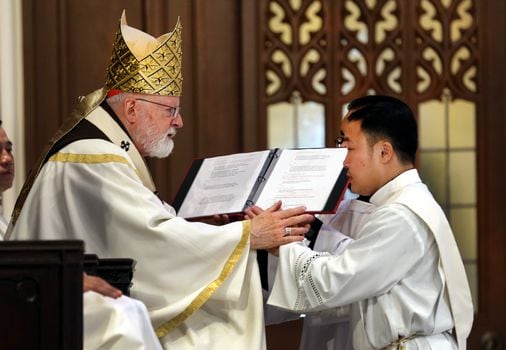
[105,10,183,96]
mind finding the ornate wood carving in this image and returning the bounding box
[259,0,479,134]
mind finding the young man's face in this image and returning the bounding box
[341,118,384,196]
[0,127,14,192]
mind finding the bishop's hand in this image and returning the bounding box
[248,201,313,250]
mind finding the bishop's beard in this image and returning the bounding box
[133,119,175,158]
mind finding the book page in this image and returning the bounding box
[177,150,271,218]
[254,148,347,211]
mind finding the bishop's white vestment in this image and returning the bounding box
[268,170,473,350]
[7,90,266,349]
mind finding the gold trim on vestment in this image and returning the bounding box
[155,220,251,338]
[48,152,143,179]
[49,153,133,167]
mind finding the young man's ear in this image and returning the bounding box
[379,141,394,163]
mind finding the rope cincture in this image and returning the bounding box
[381,333,421,350]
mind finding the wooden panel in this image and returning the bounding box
[472,0,506,348]
[266,319,303,349]
[23,0,62,169]
[0,240,84,350]
[241,0,261,151]
[194,0,242,156]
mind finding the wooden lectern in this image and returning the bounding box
[0,240,84,350]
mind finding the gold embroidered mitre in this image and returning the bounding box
[105,11,182,96]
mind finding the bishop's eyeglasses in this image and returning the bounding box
[135,98,182,118]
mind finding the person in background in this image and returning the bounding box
[262,95,474,349]
[6,11,312,349]
[0,120,15,238]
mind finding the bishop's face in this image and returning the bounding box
[0,127,14,192]
[133,95,183,158]
[341,118,384,196]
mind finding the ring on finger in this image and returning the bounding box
[284,227,292,236]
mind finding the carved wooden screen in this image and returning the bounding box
[258,0,481,345]
[259,0,478,139]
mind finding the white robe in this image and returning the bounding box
[84,292,163,350]
[268,170,473,350]
[0,208,8,239]
[300,198,375,350]
[264,198,375,350]
[8,106,265,349]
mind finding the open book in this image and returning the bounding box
[173,148,348,219]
